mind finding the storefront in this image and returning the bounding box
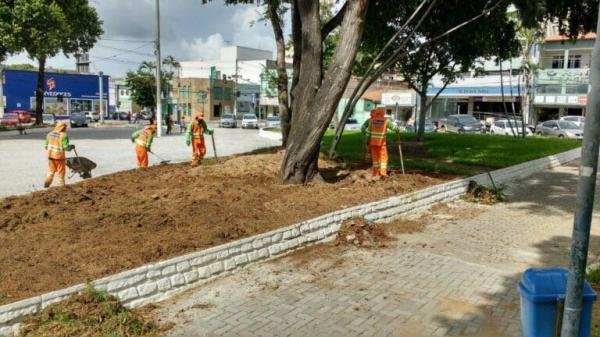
[3,69,109,120]
[532,68,589,122]
[381,91,416,122]
[426,86,521,122]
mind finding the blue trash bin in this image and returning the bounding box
[518,267,597,337]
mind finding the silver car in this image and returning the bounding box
[535,120,583,139]
[70,112,88,127]
[442,114,483,134]
[241,114,259,129]
[219,114,237,128]
[266,116,281,128]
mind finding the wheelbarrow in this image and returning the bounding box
[66,148,97,179]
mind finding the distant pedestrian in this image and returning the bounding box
[166,113,173,135]
[180,116,187,134]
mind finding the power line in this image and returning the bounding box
[100,37,155,43]
[96,44,154,57]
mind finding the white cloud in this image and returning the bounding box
[181,34,226,61]
[231,7,275,52]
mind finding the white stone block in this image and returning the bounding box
[156,278,171,292]
[224,258,236,271]
[146,269,161,279]
[176,261,191,273]
[184,271,199,284]
[234,254,249,266]
[161,265,176,276]
[197,266,211,279]
[241,243,253,252]
[137,282,158,297]
[170,274,186,287]
[117,288,139,302]
[209,261,224,275]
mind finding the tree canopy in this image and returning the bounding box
[126,57,180,111]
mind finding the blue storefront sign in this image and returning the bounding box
[427,86,521,97]
[3,69,109,119]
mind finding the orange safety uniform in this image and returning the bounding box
[44,121,72,187]
[361,108,398,176]
[186,112,213,167]
[131,124,157,168]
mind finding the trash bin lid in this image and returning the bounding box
[519,268,597,303]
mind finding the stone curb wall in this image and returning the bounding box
[0,147,581,336]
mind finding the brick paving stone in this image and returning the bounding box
[157,161,600,337]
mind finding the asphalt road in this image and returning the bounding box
[0,123,280,198]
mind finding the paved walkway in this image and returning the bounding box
[154,160,600,337]
[0,125,280,198]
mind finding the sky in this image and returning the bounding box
[5,0,289,78]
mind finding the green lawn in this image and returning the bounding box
[322,131,581,176]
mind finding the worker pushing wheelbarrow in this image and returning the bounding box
[44,121,96,188]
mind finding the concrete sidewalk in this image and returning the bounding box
[154,160,600,337]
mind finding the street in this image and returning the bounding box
[153,159,600,337]
[0,124,280,198]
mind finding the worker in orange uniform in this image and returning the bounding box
[44,121,75,187]
[131,123,157,168]
[186,112,214,167]
[361,107,399,177]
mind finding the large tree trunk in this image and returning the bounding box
[267,1,291,146]
[416,89,428,141]
[280,0,370,184]
[35,56,46,126]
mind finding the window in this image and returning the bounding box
[224,87,233,100]
[213,87,223,100]
[565,84,589,94]
[551,55,564,69]
[537,84,562,94]
[494,121,504,128]
[568,55,582,69]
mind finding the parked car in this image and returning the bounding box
[345,118,361,131]
[70,112,88,127]
[265,116,281,128]
[405,118,437,133]
[139,110,153,120]
[560,116,585,129]
[535,119,583,139]
[442,114,483,134]
[84,111,100,122]
[118,111,130,120]
[0,113,19,126]
[490,119,532,136]
[42,113,55,126]
[241,114,259,129]
[219,114,237,128]
[10,109,32,123]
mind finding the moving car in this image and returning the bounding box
[219,114,237,128]
[405,118,437,133]
[266,116,281,128]
[442,114,483,134]
[490,119,532,136]
[241,114,259,129]
[42,113,55,126]
[0,113,19,126]
[70,111,88,127]
[84,111,100,122]
[560,116,585,129]
[535,120,583,139]
[345,118,361,131]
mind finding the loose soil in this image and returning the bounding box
[0,150,453,304]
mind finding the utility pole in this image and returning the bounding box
[155,0,162,137]
[99,71,104,124]
[561,6,600,337]
[234,58,238,117]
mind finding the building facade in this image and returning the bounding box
[3,69,109,120]
[532,34,593,122]
[171,78,235,120]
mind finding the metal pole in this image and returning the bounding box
[155,0,162,137]
[560,8,600,336]
[0,63,4,118]
[234,59,238,117]
[99,71,104,124]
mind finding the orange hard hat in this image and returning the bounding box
[196,112,204,119]
[371,107,385,118]
[147,123,157,132]
[54,121,67,132]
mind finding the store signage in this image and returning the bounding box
[579,96,588,105]
[556,96,567,104]
[568,96,579,104]
[427,86,521,96]
[382,92,415,106]
[534,96,544,103]
[537,68,590,85]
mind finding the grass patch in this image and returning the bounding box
[322,131,580,176]
[19,286,161,337]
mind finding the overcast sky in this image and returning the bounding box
[5,0,289,77]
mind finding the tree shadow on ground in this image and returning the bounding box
[431,235,600,336]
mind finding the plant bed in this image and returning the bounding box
[0,150,452,304]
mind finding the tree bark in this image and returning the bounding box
[416,88,428,141]
[267,1,291,146]
[280,0,370,184]
[35,56,46,126]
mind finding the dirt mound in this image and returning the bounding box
[0,151,451,303]
[19,287,161,337]
[463,180,506,205]
[336,217,424,247]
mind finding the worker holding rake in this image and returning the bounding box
[186,112,213,167]
[44,121,75,188]
[131,123,157,168]
[361,107,399,177]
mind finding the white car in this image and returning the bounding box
[42,113,55,126]
[84,110,100,122]
[490,119,532,136]
[560,116,585,129]
[241,114,259,129]
[345,118,361,131]
[266,116,281,128]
